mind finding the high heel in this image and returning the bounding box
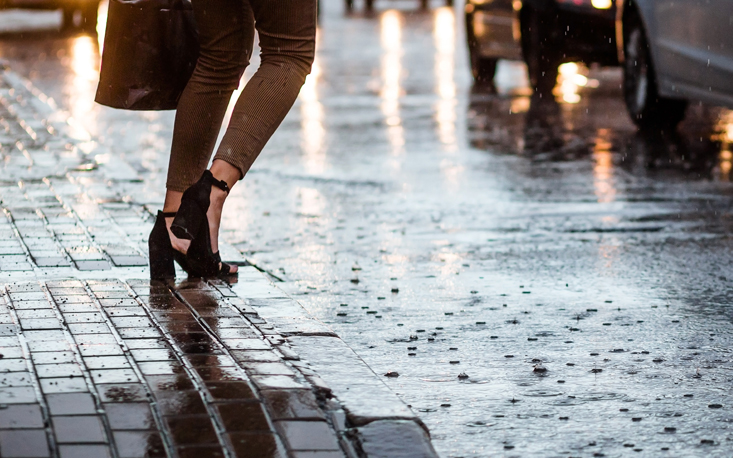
[171,170,237,278]
[149,211,191,280]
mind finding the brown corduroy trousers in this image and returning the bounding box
[166,0,317,192]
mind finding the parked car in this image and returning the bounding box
[0,0,99,31]
[346,0,452,12]
[617,0,733,128]
[465,0,618,92]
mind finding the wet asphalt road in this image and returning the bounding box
[2,1,733,456]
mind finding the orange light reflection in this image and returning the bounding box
[434,7,457,149]
[300,56,326,174]
[67,35,100,142]
[380,10,405,155]
[592,128,616,203]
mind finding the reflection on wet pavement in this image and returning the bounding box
[3,0,733,456]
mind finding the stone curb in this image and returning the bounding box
[0,68,439,457]
[226,274,439,458]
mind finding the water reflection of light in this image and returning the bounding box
[592,128,616,203]
[437,251,462,277]
[68,35,100,137]
[591,0,612,9]
[714,111,733,181]
[725,123,733,143]
[510,96,530,114]
[434,7,457,149]
[440,158,464,191]
[719,150,732,181]
[97,0,107,51]
[292,187,331,283]
[300,57,326,174]
[380,10,405,154]
[597,241,620,270]
[556,63,599,104]
[379,228,408,280]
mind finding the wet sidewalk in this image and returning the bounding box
[0,68,437,457]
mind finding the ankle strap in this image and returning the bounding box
[161,211,177,217]
[213,178,230,194]
[203,170,230,194]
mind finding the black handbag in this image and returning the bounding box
[95,0,199,110]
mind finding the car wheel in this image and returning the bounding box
[521,7,560,96]
[623,16,687,129]
[466,11,498,87]
[365,0,374,11]
[345,0,353,11]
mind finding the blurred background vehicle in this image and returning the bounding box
[346,0,452,12]
[618,0,733,129]
[465,0,618,93]
[0,0,99,31]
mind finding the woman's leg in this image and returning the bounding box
[212,0,316,178]
[165,0,254,194]
[203,0,317,257]
[163,0,255,265]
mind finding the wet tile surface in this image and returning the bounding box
[276,421,341,451]
[46,392,97,415]
[262,390,326,421]
[217,402,271,432]
[104,403,156,430]
[0,54,358,456]
[0,277,346,456]
[112,431,166,458]
[0,404,44,428]
[0,429,51,457]
[228,433,283,458]
[52,415,107,443]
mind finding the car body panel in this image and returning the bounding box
[468,0,618,66]
[467,0,522,61]
[0,0,96,9]
[617,0,733,108]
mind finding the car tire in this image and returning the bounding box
[465,11,498,86]
[365,0,374,11]
[345,0,353,11]
[521,7,560,96]
[623,15,687,129]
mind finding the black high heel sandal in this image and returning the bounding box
[170,170,237,278]
[148,211,193,280]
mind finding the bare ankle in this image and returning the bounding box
[210,187,227,207]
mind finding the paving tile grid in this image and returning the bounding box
[0,276,352,457]
[0,68,353,458]
[0,69,159,280]
[0,67,438,458]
